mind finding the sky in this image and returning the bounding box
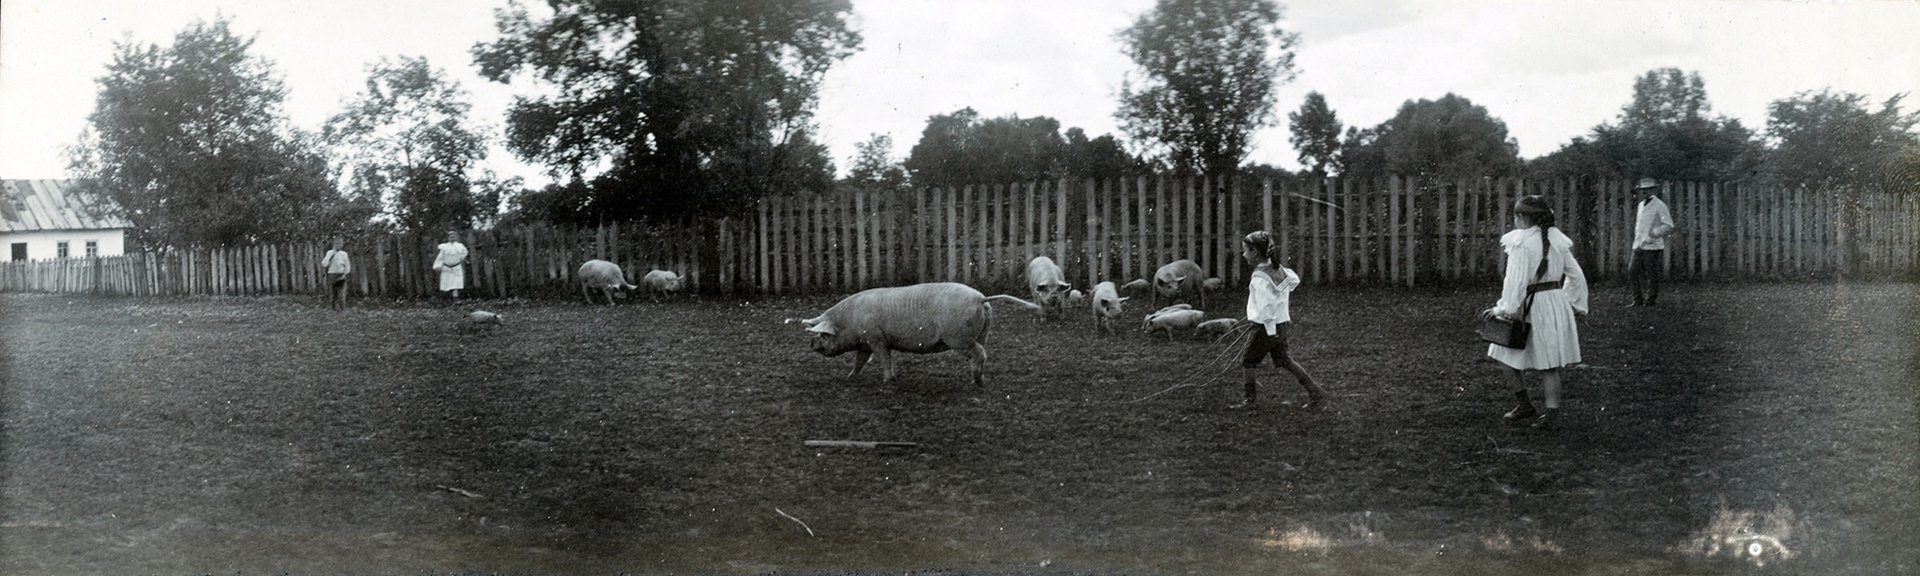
[3,0,1918,190]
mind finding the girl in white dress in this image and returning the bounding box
[1484,195,1587,428]
[433,230,469,300]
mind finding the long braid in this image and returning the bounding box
[1517,195,1557,273]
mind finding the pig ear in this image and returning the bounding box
[805,319,836,335]
[1118,296,1130,302]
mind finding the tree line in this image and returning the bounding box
[62,0,1920,252]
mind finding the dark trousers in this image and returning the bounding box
[1630,249,1663,304]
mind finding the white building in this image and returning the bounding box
[1,180,130,261]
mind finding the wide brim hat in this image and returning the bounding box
[1634,177,1658,190]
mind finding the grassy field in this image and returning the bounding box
[2,280,1916,575]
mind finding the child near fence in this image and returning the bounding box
[320,236,351,310]
[1233,230,1327,410]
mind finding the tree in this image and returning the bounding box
[1340,94,1520,183]
[905,108,1065,186]
[842,134,910,193]
[1762,90,1919,192]
[66,17,338,248]
[324,56,500,234]
[1287,91,1342,178]
[1530,68,1761,183]
[1060,128,1146,180]
[1115,0,1300,175]
[472,0,859,221]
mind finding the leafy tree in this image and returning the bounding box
[1340,94,1520,183]
[1060,128,1146,180]
[66,17,338,248]
[902,109,1141,187]
[1115,0,1300,175]
[472,0,859,221]
[324,56,500,234]
[1287,91,1342,178]
[905,108,1064,186]
[1762,90,1919,192]
[1530,68,1761,183]
[842,134,910,193]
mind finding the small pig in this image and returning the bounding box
[1202,277,1225,292]
[1120,278,1151,294]
[578,259,638,306]
[641,269,685,302]
[1152,260,1207,308]
[466,310,505,326]
[1091,281,1128,335]
[1195,317,1240,340]
[1141,308,1206,340]
[1026,256,1071,320]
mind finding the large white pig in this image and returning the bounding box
[1025,256,1071,320]
[796,282,1040,387]
[1152,259,1207,308]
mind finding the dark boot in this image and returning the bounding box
[1530,408,1560,430]
[1228,382,1257,410]
[1503,390,1538,421]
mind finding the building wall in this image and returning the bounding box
[0,229,127,261]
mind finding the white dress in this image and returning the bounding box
[434,242,468,291]
[1487,226,1587,370]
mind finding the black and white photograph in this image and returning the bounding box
[2,0,1916,574]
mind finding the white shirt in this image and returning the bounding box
[1633,196,1675,250]
[1245,265,1299,335]
[321,249,351,274]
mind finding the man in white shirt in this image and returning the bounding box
[1629,177,1674,307]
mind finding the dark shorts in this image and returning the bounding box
[328,273,348,287]
[1240,322,1293,367]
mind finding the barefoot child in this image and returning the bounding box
[1233,230,1327,410]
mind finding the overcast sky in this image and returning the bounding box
[3,0,1917,189]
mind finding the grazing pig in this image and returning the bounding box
[1195,317,1240,340]
[796,282,1041,387]
[1025,256,1071,320]
[1120,278,1151,294]
[641,269,685,302]
[1091,281,1128,335]
[466,310,505,326]
[1203,277,1225,292]
[1152,259,1206,308]
[1068,289,1085,302]
[1147,304,1193,317]
[578,259,638,306]
[1141,308,1206,340]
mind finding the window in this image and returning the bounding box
[57,241,69,259]
[85,240,99,258]
[9,243,24,261]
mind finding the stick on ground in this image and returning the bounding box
[775,507,815,537]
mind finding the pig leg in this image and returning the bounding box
[963,342,988,387]
[872,346,896,384]
[848,349,872,379]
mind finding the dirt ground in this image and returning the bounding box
[2,280,1916,575]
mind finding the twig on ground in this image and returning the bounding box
[775,507,815,537]
[436,485,484,499]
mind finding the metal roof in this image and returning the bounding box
[0,179,131,233]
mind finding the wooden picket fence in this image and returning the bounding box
[1,176,1914,298]
[0,222,718,298]
[751,176,1920,294]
